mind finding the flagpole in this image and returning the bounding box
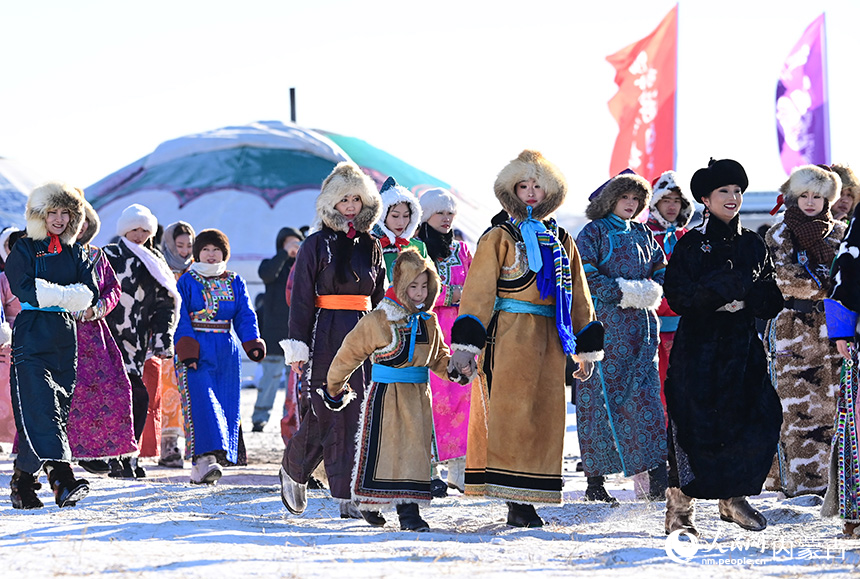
[821,12,831,163]
[672,2,679,171]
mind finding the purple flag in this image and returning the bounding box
[776,13,830,175]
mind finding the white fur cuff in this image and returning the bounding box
[574,350,604,363]
[60,283,94,313]
[0,322,11,346]
[35,278,64,308]
[617,278,662,310]
[451,343,482,356]
[280,339,310,364]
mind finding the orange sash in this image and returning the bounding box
[315,294,372,311]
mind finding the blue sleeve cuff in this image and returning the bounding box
[824,298,858,340]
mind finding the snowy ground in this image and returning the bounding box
[1,385,858,578]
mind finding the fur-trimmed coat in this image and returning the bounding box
[103,239,176,375]
[663,215,784,499]
[763,213,844,497]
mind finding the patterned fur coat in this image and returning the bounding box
[764,213,846,496]
[103,239,176,376]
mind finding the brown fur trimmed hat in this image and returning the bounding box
[316,162,382,234]
[193,228,230,262]
[77,199,101,246]
[585,173,652,221]
[26,181,86,243]
[780,164,842,208]
[831,163,860,206]
[391,247,440,314]
[493,150,567,221]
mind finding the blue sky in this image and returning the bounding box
[2,0,858,217]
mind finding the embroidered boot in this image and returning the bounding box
[10,468,44,510]
[279,466,307,515]
[397,502,430,532]
[506,502,544,528]
[718,496,767,531]
[664,487,698,537]
[45,462,89,508]
[190,454,222,485]
[158,434,184,468]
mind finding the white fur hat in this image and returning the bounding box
[376,177,423,242]
[116,203,158,237]
[0,227,20,262]
[649,170,695,228]
[419,188,458,222]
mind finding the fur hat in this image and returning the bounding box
[690,158,748,202]
[193,228,230,262]
[390,247,440,315]
[419,187,458,222]
[779,164,842,209]
[316,162,382,234]
[831,163,860,206]
[585,173,652,221]
[26,181,86,243]
[0,227,20,262]
[116,203,158,238]
[77,199,101,246]
[649,170,695,228]
[376,176,423,241]
[493,150,567,221]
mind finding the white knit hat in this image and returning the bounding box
[116,203,158,237]
[419,188,458,222]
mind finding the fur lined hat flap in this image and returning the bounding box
[690,158,748,202]
[419,187,457,222]
[377,176,423,240]
[77,199,101,246]
[494,150,567,221]
[649,170,695,228]
[26,181,86,243]
[193,228,230,262]
[391,247,440,314]
[116,203,158,238]
[316,162,382,234]
[585,173,652,221]
[780,164,842,208]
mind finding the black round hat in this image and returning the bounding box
[690,158,749,202]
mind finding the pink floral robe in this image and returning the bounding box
[429,240,473,462]
[67,247,138,459]
[0,272,20,444]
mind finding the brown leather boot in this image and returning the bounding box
[718,496,767,531]
[664,487,697,537]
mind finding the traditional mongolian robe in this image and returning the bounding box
[0,272,20,444]
[576,214,668,478]
[822,213,860,523]
[6,237,98,473]
[175,270,260,463]
[281,227,386,501]
[329,296,452,507]
[67,246,137,460]
[453,220,599,504]
[427,239,472,462]
[764,211,844,497]
[663,215,783,499]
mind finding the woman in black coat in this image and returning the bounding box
[7,182,98,509]
[662,159,783,536]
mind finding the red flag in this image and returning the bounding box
[607,5,678,182]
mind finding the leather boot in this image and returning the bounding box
[10,468,44,510]
[190,454,222,485]
[279,466,307,515]
[339,500,362,519]
[664,487,698,537]
[397,502,430,532]
[359,508,387,527]
[585,476,619,505]
[718,496,767,531]
[506,502,544,528]
[647,464,669,501]
[45,462,89,508]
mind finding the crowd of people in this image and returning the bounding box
[1,152,859,538]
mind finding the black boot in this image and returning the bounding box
[45,462,89,508]
[10,468,44,510]
[108,457,135,479]
[131,456,146,479]
[429,478,448,498]
[396,503,430,532]
[646,464,669,501]
[360,509,387,527]
[585,476,619,506]
[506,502,544,528]
[78,459,111,475]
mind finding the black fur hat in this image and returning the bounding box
[193,228,230,261]
[690,158,748,202]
